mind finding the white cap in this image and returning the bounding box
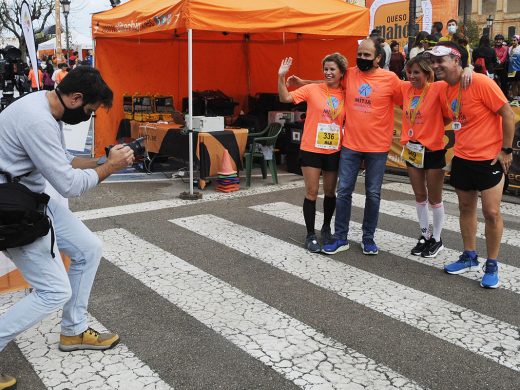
[425,45,461,58]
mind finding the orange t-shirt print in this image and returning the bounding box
[400,81,449,151]
[440,73,507,161]
[290,83,345,154]
[343,67,402,153]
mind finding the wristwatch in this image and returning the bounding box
[501,147,513,154]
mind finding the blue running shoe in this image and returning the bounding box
[322,239,349,254]
[481,260,500,289]
[361,240,379,255]
[444,251,479,274]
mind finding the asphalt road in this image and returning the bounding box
[1,171,520,390]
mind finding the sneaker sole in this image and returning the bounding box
[480,280,500,289]
[361,243,378,255]
[444,265,481,275]
[321,244,349,255]
[307,246,322,253]
[59,337,120,352]
[421,244,444,258]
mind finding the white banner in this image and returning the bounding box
[62,117,92,152]
[20,1,39,89]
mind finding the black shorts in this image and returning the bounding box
[405,147,447,170]
[299,150,340,172]
[449,156,504,191]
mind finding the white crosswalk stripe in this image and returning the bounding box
[0,292,171,390]
[382,182,520,218]
[98,228,424,389]
[74,181,305,221]
[250,202,520,295]
[348,193,520,247]
[171,214,520,372]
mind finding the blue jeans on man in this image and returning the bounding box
[0,198,103,350]
[328,147,388,252]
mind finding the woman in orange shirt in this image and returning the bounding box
[28,66,43,91]
[278,53,347,253]
[399,56,452,258]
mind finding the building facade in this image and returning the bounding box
[470,0,520,38]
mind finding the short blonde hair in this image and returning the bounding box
[405,56,434,82]
[322,52,348,77]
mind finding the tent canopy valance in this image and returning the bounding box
[92,0,368,39]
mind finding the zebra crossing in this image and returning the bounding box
[1,179,520,389]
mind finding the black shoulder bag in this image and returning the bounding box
[0,171,55,257]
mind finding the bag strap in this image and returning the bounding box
[0,170,32,183]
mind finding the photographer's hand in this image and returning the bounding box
[95,145,134,183]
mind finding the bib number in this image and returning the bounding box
[315,123,340,150]
[401,142,425,168]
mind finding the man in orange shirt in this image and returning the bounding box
[428,41,515,288]
[322,39,402,255]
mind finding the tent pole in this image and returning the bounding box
[188,28,194,195]
[180,28,202,200]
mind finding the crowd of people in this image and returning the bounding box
[277,24,515,292]
[1,50,94,97]
[375,20,520,105]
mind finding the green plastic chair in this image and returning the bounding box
[244,122,283,187]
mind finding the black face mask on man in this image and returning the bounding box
[56,90,91,125]
[356,58,374,72]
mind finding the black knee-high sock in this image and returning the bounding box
[322,195,336,229]
[303,198,316,234]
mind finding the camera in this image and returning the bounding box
[105,136,146,158]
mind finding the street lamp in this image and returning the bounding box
[60,0,71,66]
[109,0,121,7]
[486,14,494,38]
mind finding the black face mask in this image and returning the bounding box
[56,90,91,125]
[357,58,375,72]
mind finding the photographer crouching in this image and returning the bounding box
[0,66,134,389]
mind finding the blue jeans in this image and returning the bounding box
[0,198,103,351]
[334,147,388,243]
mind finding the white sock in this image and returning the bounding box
[431,202,444,241]
[415,201,429,238]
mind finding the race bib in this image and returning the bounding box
[401,142,425,168]
[315,123,340,150]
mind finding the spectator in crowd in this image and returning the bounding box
[431,21,443,41]
[278,53,347,252]
[54,63,69,87]
[389,40,406,78]
[494,34,510,98]
[472,35,497,77]
[439,19,458,42]
[410,31,429,59]
[427,41,515,289]
[508,35,520,102]
[42,64,55,91]
[422,34,438,51]
[28,65,43,92]
[371,29,391,70]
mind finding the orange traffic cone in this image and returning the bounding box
[217,149,237,176]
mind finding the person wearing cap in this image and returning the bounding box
[494,34,510,98]
[278,53,347,253]
[426,41,515,288]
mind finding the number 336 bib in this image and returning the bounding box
[315,123,340,150]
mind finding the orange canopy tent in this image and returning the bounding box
[92,0,369,158]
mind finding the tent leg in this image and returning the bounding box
[179,28,202,200]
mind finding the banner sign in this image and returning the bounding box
[20,1,39,89]
[369,0,430,48]
[366,0,458,48]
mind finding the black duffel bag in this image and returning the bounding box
[0,171,54,256]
